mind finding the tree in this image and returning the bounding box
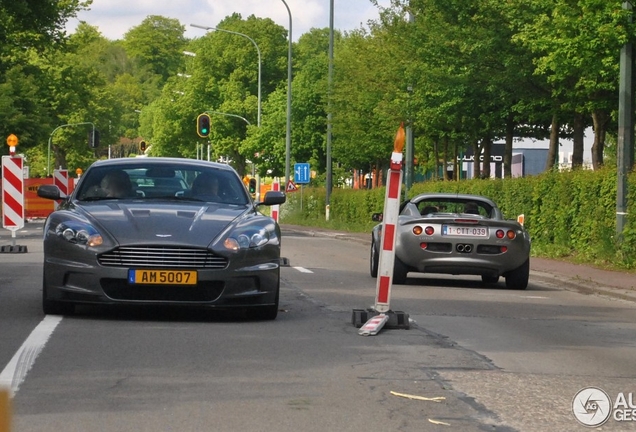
[0,0,90,57]
[332,25,408,183]
[122,16,186,82]
[511,0,632,169]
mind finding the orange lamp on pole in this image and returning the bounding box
[6,134,18,156]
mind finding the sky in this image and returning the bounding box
[66,0,392,41]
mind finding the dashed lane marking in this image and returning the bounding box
[293,267,313,273]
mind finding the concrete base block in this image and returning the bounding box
[352,308,410,329]
[0,245,28,253]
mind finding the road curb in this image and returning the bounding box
[530,270,636,303]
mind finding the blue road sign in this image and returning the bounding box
[294,163,310,184]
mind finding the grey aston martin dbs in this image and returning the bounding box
[37,157,286,319]
[370,193,531,289]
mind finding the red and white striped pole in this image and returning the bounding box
[271,178,280,223]
[358,123,406,336]
[375,147,404,312]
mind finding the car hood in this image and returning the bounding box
[78,201,250,247]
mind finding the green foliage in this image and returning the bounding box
[122,16,186,82]
[0,0,91,56]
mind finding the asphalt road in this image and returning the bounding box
[1,222,635,431]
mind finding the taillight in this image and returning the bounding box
[425,226,434,235]
[420,242,428,249]
[506,230,516,239]
[496,229,504,239]
[500,246,508,253]
[413,226,423,235]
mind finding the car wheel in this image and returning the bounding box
[392,257,409,285]
[481,274,500,284]
[370,239,379,278]
[42,275,74,315]
[505,258,529,290]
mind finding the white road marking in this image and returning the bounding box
[293,266,313,273]
[0,315,63,396]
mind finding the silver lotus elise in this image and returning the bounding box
[370,193,531,289]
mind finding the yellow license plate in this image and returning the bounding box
[129,269,198,285]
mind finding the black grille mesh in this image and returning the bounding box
[98,246,228,269]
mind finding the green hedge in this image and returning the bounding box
[281,168,636,270]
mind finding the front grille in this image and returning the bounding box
[98,246,228,269]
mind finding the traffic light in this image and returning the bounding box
[197,113,211,138]
[249,178,256,194]
[88,129,100,148]
[139,140,147,153]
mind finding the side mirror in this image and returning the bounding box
[257,191,286,207]
[37,184,62,200]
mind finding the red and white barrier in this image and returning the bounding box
[53,169,69,210]
[271,179,280,223]
[2,156,25,231]
[358,313,389,336]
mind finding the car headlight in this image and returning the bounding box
[55,221,103,247]
[223,228,271,251]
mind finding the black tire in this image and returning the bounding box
[481,274,500,284]
[392,256,409,285]
[370,240,379,278]
[505,258,529,290]
[42,276,74,315]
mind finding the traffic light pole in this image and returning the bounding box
[47,122,95,176]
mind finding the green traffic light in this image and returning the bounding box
[197,113,211,137]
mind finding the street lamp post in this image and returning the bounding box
[191,24,262,128]
[617,1,634,239]
[280,0,293,186]
[206,110,251,126]
[326,0,334,220]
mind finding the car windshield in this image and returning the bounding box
[416,198,493,218]
[75,163,249,205]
